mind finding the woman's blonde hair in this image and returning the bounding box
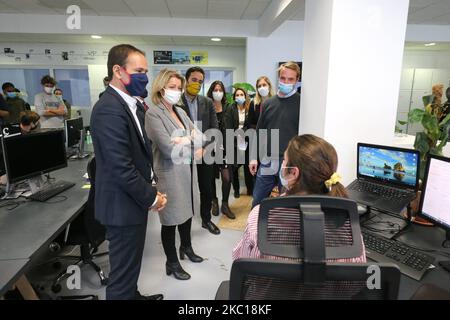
[254,76,273,106]
[151,68,186,106]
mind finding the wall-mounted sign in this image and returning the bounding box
[190,51,208,65]
[153,50,209,65]
[154,51,172,64]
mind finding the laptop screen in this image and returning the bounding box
[357,143,420,189]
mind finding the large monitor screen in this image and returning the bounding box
[419,155,450,230]
[2,130,67,183]
[358,144,419,188]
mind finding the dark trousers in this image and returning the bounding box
[105,221,147,300]
[252,160,283,209]
[197,163,215,223]
[233,164,254,196]
[161,218,192,263]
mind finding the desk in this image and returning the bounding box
[0,158,90,295]
[395,223,450,299]
[0,259,29,296]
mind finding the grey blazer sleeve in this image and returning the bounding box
[145,109,178,160]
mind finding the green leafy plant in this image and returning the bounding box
[408,94,450,179]
[226,82,256,105]
[395,120,407,133]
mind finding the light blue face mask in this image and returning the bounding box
[235,97,246,105]
[278,81,295,95]
[6,92,17,99]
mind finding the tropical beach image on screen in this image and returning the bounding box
[359,146,418,186]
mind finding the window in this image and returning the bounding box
[0,67,92,108]
[0,68,49,104]
[54,69,91,108]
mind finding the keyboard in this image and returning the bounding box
[348,180,412,201]
[362,230,435,281]
[28,180,76,202]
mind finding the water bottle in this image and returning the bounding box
[86,130,92,145]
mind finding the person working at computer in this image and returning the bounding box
[233,134,366,262]
[90,44,166,300]
[34,75,66,129]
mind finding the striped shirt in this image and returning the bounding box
[232,205,367,263]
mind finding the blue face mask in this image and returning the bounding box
[279,166,297,189]
[121,68,149,98]
[6,92,17,99]
[278,81,295,95]
[235,97,246,105]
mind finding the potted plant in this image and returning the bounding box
[407,84,450,223]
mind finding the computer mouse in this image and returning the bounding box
[357,204,368,215]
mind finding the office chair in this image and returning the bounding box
[50,157,109,294]
[216,196,401,300]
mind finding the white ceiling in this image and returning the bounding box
[0,0,450,25]
[0,0,272,19]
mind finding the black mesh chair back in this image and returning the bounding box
[229,259,400,300]
[258,196,362,260]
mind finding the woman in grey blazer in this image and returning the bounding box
[145,69,203,281]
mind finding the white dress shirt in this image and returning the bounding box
[110,85,158,208]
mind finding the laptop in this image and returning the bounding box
[347,143,420,214]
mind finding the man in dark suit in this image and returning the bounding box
[90,44,167,300]
[180,67,220,235]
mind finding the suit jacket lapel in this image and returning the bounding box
[179,95,192,120]
[157,104,188,131]
[107,87,151,155]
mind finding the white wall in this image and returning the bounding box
[0,42,246,110]
[246,20,304,87]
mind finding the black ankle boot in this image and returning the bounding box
[221,202,236,219]
[165,261,191,280]
[179,246,203,263]
[211,198,219,216]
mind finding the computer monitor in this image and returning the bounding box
[2,130,67,185]
[65,117,88,159]
[418,154,450,241]
[65,117,83,149]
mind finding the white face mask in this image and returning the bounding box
[258,86,269,97]
[279,166,297,189]
[163,89,182,105]
[44,87,54,94]
[212,91,224,102]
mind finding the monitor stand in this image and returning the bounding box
[1,176,44,199]
[28,175,45,195]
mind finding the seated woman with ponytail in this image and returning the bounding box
[233,134,366,263]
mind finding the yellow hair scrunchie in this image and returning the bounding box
[324,173,342,191]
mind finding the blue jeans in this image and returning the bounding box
[251,160,283,208]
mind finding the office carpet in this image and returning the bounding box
[217,195,252,231]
